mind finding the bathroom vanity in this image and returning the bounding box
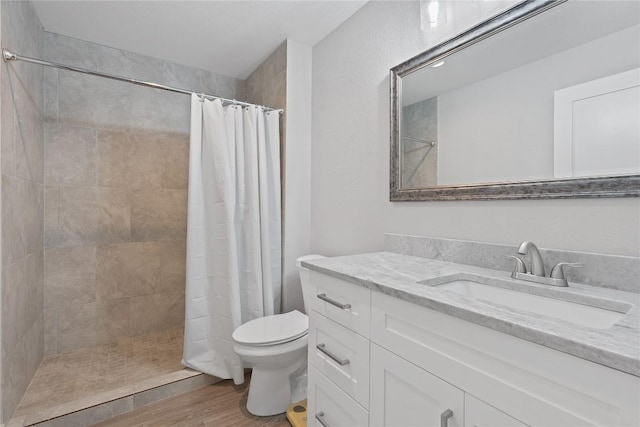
[302,252,640,427]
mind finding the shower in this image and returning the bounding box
[0,19,285,424]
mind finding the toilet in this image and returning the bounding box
[232,254,325,416]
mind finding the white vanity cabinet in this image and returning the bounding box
[369,344,526,427]
[370,343,464,427]
[371,291,639,426]
[307,271,372,427]
[464,395,527,427]
[306,270,640,427]
[308,365,369,427]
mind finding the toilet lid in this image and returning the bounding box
[232,310,309,346]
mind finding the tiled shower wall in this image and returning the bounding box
[0,1,45,421]
[401,97,438,188]
[245,41,287,111]
[244,41,287,309]
[42,33,245,355]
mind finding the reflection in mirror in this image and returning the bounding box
[401,97,438,188]
[395,0,639,194]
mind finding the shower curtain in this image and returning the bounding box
[182,95,282,384]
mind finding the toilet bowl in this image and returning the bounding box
[232,254,325,416]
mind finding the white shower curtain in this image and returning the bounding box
[182,95,282,384]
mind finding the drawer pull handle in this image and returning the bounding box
[316,343,350,366]
[440,409,453,427]
[315,411,330,427]
[317,293,351,309]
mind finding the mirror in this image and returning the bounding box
[390,0,640,201]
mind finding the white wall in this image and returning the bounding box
[311,1,640,258]
[283,39,312,312]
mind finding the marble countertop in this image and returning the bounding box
[302,252,640,377]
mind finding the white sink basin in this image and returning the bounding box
[436,280,626,330]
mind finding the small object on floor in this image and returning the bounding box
[286,399,307,427]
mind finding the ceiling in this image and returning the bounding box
[32,0,368,79]
[402,0,640,105]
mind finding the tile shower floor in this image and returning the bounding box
[14,327,187,419]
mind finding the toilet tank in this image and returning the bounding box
[296,254,326,314]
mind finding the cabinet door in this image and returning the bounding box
[465,394,527,427]
[308,366,369,427]
[370,344,464,427]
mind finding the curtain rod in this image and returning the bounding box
[2,48,284,114]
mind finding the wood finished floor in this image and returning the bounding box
[93,376,292,427]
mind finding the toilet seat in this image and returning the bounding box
[232,310,308,346]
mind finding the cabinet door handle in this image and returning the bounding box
[315,411,330,427]
[317,293,351,309]
[440,409,453,427]
[316,343,350,366]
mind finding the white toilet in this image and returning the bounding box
[232,254,325,416]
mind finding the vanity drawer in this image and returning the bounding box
[308,365,369,427]
[309,270,371,337]
[309,311,370,409]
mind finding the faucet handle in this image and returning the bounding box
[550,262,583,280]
[506,255,527,277]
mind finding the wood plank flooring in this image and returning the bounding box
[93,376,291,427]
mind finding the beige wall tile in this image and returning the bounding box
[245,41,287,110]
[44,308,58,356]
[31,248,46,320]
[129,292,185,337]
[162,60,244,99]
[96,241,186,300]
[132,374,215,408]
[56,186,130,247]
[97,129,188,189]
[1,175,44,266]
[97,43,164,84]
[44,124,97,186]
[57,300,130,352]
[159,135,189,189]
[44,68,58,123]
[2,304,44,424]
[3,336,29,423]
[24,314,45,387]
[49,396,133,427]
[97,129,160,188]
[44,186,58,248]
[42,32,99,70]
[38,32,245,358]
[57,69,190,133]
[1,251,44,351]
[130,189,187,241]
[1,1,46,420]
[44,246,97,308]
[11,64,45,184]
[2,260,28,353]
[2,65,16,176]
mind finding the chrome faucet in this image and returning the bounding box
[517,241,545,276]
[510,241,582,287]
